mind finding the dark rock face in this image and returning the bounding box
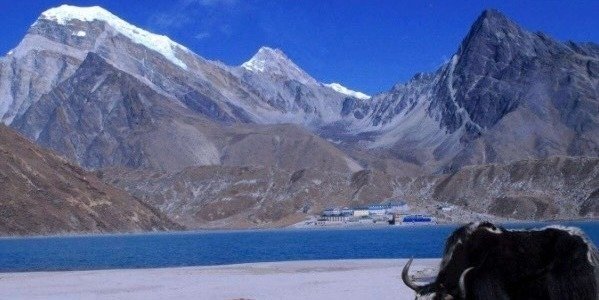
[429,10,595,133]
[451,10,598,134]
[447,10,528,129]
[445,10,599,165]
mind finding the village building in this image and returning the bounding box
[437,204,455,212]
[320,207,352,222]
[315,200,434,226]
[320,215,349,222]
[341,207,354,216]
[352,207,369,217]
[367,204,387,216]
[385,201,410,213]
[322,208,341,216]
[401,214,434,224]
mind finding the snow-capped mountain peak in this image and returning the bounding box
[325,83,371,100]
[39,5,189,69]
[241,46,317,85]
[241,47,286,72]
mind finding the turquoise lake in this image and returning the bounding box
[0,221,597,272]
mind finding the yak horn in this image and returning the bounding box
[402,258,424,291]
[459,267,475,298]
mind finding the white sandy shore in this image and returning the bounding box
[0,259,439,300]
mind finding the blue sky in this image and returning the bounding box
[0,0,598,94]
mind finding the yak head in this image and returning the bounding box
[402,222,503,300]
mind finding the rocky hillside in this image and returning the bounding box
[0,125,181,235]
[98,166,396,228]
[98,156,598,229]
[396,156,599,221]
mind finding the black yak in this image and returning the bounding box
[402,222,599,299]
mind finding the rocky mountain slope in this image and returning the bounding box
[0,5,355,128]
[0,125,181,235]
[337,10,599,172]
[396,156,599,221]
[3,6,597,175]
[100,156,598,228]
[99,166,395,228]
[2,6,363,174]
[12,51,359,172]
[0,5,597,229]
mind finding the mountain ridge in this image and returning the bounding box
[0,6,597,230]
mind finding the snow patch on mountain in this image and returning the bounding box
[325,83,370,100]
[241,47,317,85]
[445,54,482,132]
[40,5,189,70]
[241,56,266,72]
[447,55,459,101]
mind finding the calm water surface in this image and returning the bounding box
[0,221,597,272]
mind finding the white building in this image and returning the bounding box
[322,208,341,216]
[353,207,369,217]
[367,204,387,216]
[385,201,410,213]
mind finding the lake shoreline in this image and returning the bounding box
[0,258,440,300]
[2,218,597,239]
